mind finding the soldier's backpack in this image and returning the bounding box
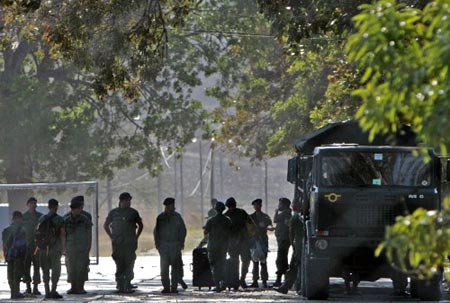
[6,228,27,261]
[35,213,56,249]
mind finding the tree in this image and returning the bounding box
[347,0,450,276]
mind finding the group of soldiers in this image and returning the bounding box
[2,196,92,299]
[203,196,303,293]
[2,192,304,299]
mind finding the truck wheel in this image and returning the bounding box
[302,242,329,300]
[410,273,442,301]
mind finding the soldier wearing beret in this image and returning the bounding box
[104,192,143,293]
[154,197,186,293]
[273,197,292,287]
[64,199,92,294]
[22,197,43,295]
[224,197,253,289]
[249,199,273,288]
[204,201,231,292]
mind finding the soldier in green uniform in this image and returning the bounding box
[154,197,187,294]
[37,198,65,299]
[2,211,27,299]
[207,198,218,219]
[22,197,43,295]
[274,200,304,294]
[64,199,92,294]
[204,201,231,292]
[249,198,274,288]
[104,192,143,293]
[273,197,292,287]
[224,197,252,289]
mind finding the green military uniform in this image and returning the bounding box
[2,223,26,298]
[38,211,64,292]
[154,211,186,292]
[283,211,304,291]
[207,208,217,219]
[204,213,232,288]
[105,206,142,291]
[22,210,43,287]
[224,207,252,288]
[250,211,272,283]
[63,210,92,284]
[274,208,292,278]
[64,213,92,292]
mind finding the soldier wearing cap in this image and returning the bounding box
[224,197,253,289]
[64,199,92,294]
[204,201,231,292]
[38,198,65,299]
[22,197,43,295]
[154,197,186,293]
[272,197,292,287]
[104,192,143,293]
[249,198,273,288]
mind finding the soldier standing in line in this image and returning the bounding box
[204,201,232,292]
[103,192,143,293]
[154,197,187,294]
[2,211,27,299]
[37,198,65,299]
[272,197,292,287]
[249,198,274,288]
[22,197,43,295]
[274,200,304,294]
[64,199,92,294]
[207,198,218,219]
[224,197,252,289]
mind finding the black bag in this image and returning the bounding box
[191,247,214,290]
[35,213,56,250]
[6,228,27,262]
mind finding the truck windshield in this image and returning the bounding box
[320,151,432,187]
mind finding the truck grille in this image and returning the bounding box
[354,204,396,226]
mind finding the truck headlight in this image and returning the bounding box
[315,239,328,250]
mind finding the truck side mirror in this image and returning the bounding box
[287,157,298,184]
[447,160,450,182]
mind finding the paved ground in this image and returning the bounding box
[1,253,450,302]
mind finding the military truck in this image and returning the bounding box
[287,121,450,300]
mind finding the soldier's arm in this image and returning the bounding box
[153,218,160,250]
[136,220,143,239]
[180,216,187,250]
[103,216,112,239]
[60,226,66,255]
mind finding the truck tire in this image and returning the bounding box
[410,273,442,301]
[302,241,329,300]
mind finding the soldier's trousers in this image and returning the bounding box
[208,248,227,286]
[252,239,269,282]
[7,257,24,295]
[275,239,290,276]
[159,245,182,290]
[23,248,40,285]
[39,247,61,286]
[228,240,251,286]
[66,249,89,285]
[112,244,136,288]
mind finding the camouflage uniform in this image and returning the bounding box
[105,206,142,291]
[22,210,43,287]
[204,212,231,288]
[64,213,92,292]
[2,222,26,298]
[154,210,186,292]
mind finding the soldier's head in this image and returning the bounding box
[211,198,218,208]
[48,198,59,212]
[73,195,85,210]
[26,197,37,212]
[225,197,237,209]
[70,199,83,217]
[163,197,175,213]
[292,200,301,213]
[119,192,132,208]
[12,210,23,224]
[278,197,291,211]
[252,198,262,212]
[214,201,225,214]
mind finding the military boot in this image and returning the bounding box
[32,283,41,295]
[25,282,32,294]
[50,284,63,299]
[272,274,282,287]
[44,283,51,299]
